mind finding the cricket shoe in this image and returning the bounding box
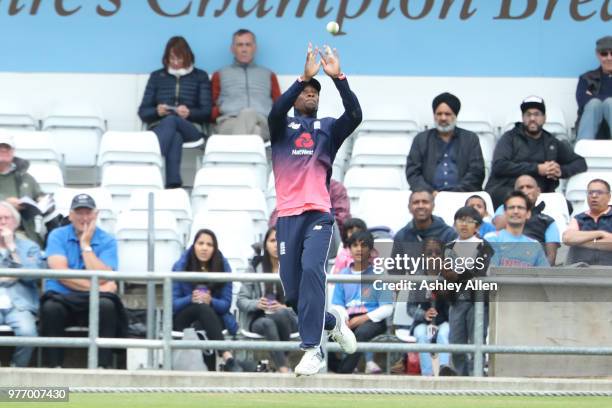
[295,347,326,377]
[329,308,357,354]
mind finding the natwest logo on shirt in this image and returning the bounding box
[292,132,315,156]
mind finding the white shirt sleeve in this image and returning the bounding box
[366,304,394,323]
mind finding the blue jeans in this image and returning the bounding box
[152,115,203,186]
[577,98,612,140]
[413,321,450,376]
[0,308,37,367]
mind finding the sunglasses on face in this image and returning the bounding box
[599,51,612,57]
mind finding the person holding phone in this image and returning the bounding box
[138,36,211,188]
[237,227,297,373]
[172,228,242,371]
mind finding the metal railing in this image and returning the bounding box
[1,267,612,376]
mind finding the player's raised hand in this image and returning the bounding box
[320,45,341,78]
[303,42,321,81]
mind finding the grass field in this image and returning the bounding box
[11,393,611,408]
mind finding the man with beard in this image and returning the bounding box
[405,92,485,194]
[268,44,362,376]
[485,96,586,208]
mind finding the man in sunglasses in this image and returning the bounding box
[563,178,612,265]
[576,36,612,140]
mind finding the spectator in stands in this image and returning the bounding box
[0,134,46,246]
[331,230,393,374]
[492,175,560,265]
[0,201,44,367]
[576,36,612,140]
[485,96,586,208]
[464,195,495,238]
[442,207,493,376]
[484,191,549,267]
[407,238,453,376]
[390,189,457,273]
[563,178,612,265]
[138,36,211,188]
[211,29,281,141]
[331,217,382,373]
[41,194,126,368]
[405,92,485,193]
[333,217,367,274]
[172,228,242,372]
[237,227,297,373]
[269,178,351,231]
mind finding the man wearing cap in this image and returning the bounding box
[576,36,612,140]
[267,44,362,376]
[40,193,124,368]
[211,29,281,141]
[485,96,586,208]
[0,134,46,246]
[405,92,485,193]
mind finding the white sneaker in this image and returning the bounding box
[295,348,325,376]
[329,308,357,354]
[365,360,382,374]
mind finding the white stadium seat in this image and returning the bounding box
[41,104,106,167]
[537,192,570,235]
[353,189,412,234]
[543,105,571,143]
[189,210,256,272]
[0,100,38,131]
[191,166,262,212]
[12,131,63,165]
[349,134,413,168]
[574,140,612,172]
[433,191,494,227]
[331,134,354,182]
[115,210,183,273]
[27,163,64,194]
[101,165,163,213]
[358,119,420,134]
[196,188,269,239]
[344,166,408,210]
[128,188,192,245]
[266,172,276,214]
[98,131,162,169]
[202,134,268,191]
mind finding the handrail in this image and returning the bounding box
[1,266,611,374]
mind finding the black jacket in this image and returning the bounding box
[138,67,212,125]
[389,216,458,274]
[485,123,586,198]
[405,127,485,192]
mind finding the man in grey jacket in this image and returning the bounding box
[211,29,281,142]
[405,93,485,194]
